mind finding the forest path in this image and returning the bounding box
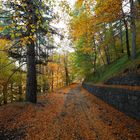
[0,84,140,140]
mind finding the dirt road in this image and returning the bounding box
[0,84,140,140]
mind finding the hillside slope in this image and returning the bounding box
[86,52,140,84]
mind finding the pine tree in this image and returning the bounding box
[1,0,56,103]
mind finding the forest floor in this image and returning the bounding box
[0,84,140,140]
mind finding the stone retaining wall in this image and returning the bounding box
[82,83,140,121]
[105,72,140,86]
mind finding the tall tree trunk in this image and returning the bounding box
[93,51,97,75]
[130,0,137,60]
[123,19,131,57]
[104,46,111,65]
[26,0,37,103]
[3,84,7,104]
[138,0,140,5]
[65,66,69,86]
[39,65,43,93]
[119,20,124,53]
[93,37,97,74]
[110,23,117,59]
[122,9,131,58]
[98,33,106,65]
[98,47,105,65]
[26,41,37,103]
[56,67,59,88]
[64,54,70,86]
[10,83,13,103]
[19,64,23,101]
[51,70,54,92]
[19,85,22,101]
[18,83,22,101]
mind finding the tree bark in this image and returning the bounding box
[93,37,97,74]
[3,84,7,104]
[26,41,37,103]
[130,0,137,60]
[51,70,54,91]
[19,63,23,101]
[64,53,70,86]
[110,23,117,59]
[18,83,22,101]
[123,19,131,57]
[119,20,124,53]
[138,0,140,5]
[104,46,111,65]
[10,83,13,103]
[26,0,37,103]
[121,8,131,58]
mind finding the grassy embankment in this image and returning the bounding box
[87,51,140,84]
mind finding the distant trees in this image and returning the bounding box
[45,53,72,92]
[0,38,26,105]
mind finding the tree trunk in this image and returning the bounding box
[26,0,37,103]
[104,46,110,65]
[10,83,13,103]
[93,38,97,74]
[64,54,70,86]
[123,19,131,57]
[130,0,137,60]
[18,83,22,101]
[65,66,69,86]
[122,9,131,58]
[51,70,54,92]
[93,51,97,75]
[110,23,117,59]
[3,85,7,104]
[26,41,37,103]
[19,66,23,101]
[56,67,59,88]
[98,47,105,65]
[119,20,124,53]
[98,33,106,65]
[138,0,140,5]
